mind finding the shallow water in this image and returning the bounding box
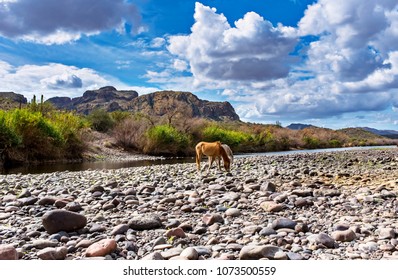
[1,145,396,175]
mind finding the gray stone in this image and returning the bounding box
[37,247,68,260]
[315,233,336,248]
[378,228,396,240]
[128,215,162,230]
[259,226,277,236]
[225,208,241,217]
[272,218,297,230]
[42,209,87,234]
[180,247,199,260]
[331,229,357,242]
[239,245,284,260]
[110,224,129,235]
[260,181,277,193]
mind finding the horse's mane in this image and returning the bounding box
[219,145,230,164]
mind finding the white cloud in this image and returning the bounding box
[0,60,158,99]
[0,0,142,44]
[173,59,188,72]
[167,2,298,83]
[159,1,398,126]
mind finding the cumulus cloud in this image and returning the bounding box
[299,0,398,84]
[0,60,161,99]
[167,2,298,82]
[161,1,398,126]
[0,60,116,99]
[40,73,83,89]
[0,0,142,44]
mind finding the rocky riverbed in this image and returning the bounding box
[1,148,398,260]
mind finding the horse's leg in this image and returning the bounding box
[196,148,202,172]
[208,156,214,173]
[217,156,221,170]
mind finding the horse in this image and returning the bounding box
[195,141,231,173]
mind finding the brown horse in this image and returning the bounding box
[195,141,231,172]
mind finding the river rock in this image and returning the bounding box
[42,209,87,234]
[202,213,224,225]
[128,214,162,230]
[260,201,284,212]
[225,208,241,217]
[37,247,68,260]
[378,228,396,240]
[0,245,18,260]
[239,245,284,260]
[315,233,336,248]
[85,239,117,257]
[180,247,199,260]
[110,224,129,235]
[272,218,297,230]
[332,229,357,242]
[165,227,186,239]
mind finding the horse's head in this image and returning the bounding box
[223,159,231,172]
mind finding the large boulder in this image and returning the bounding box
[42,209,87,234]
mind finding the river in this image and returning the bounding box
[1,145,396,175]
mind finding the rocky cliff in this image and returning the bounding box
[0,92,27,110]
[130,90,240,121]
[47,86,139,114]
[47,88,240,121]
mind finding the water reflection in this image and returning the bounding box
[1,145,395,175]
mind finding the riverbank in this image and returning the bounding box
[1,148,398,260]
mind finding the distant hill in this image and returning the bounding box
[286,123,315,130]
[359,127,398,139]
[0,92,27,110]
[129,90,240,121]
[46,86,139,115]
[338,127,388,141]
[46,87,240,121]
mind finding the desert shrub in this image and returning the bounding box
[145,125,190,155]
[87,109,115,132]
[113,117,149,150]
[110,111,131,124]
[0,111,21,149]
[49,112,88,158]
[302,135,320,149]
[202,125,250,147]
[0,109,89,162]
[4,109,64,160]
[328,139,341,147]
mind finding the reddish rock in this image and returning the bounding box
[0,245,18,260]
[260,201,284,212]
[85,239,117,257]
[202,213,224,226]
[165,227,186,239]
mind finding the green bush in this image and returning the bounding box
[49,112,88,158]
[303,136,320,149]
[145,125,189,155]
[0,111,21,149]
[0,109,88,162]
[202,125,250,147]
[6,109,63,144]
[87,109,115,132]
[329,139,341,148]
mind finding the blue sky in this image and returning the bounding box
[1,0,398,130]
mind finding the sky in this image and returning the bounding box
[1,0,398,130]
